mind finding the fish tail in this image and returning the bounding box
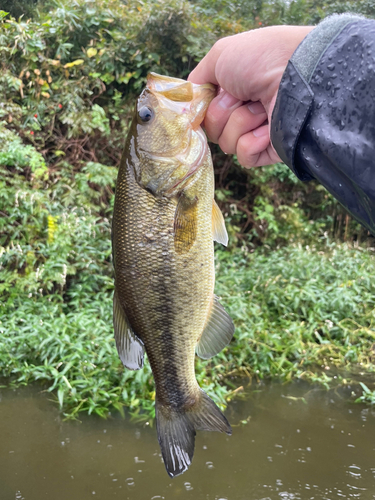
[156,389,232,478]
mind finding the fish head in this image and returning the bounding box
[132,72,216,196]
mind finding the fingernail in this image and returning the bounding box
[253,125,268,137]
[248,102,265,115]
[217,91,239,109]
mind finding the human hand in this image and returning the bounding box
[188,26,314,167]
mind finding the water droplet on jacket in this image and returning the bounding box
[327,63,335,71]
[326,81,332,91]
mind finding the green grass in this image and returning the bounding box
[1,240,375,419]
[213,243,375,386]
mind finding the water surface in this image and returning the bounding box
[0,382,374,500]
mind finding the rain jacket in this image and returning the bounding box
[271,14,375,234]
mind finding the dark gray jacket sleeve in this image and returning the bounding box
[271,14,375,234]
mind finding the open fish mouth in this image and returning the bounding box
[147,72,216,130]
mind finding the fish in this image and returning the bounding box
[112,72,234,477]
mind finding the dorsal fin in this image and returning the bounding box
[212,200,228,246]
[113,291,144,370]
[196,295,234,359]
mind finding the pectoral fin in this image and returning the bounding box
[212,200,228,246]
[196,295,234,359]
[113,291,144,370]
[174,194,198,254]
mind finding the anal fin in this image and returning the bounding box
[212,200,228,246]
[196,295,234,359]
[113,291,144,370]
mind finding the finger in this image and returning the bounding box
[218,101,267,154]
[203,91,242,144]
[188,39,227,85]
[236,125,281,167]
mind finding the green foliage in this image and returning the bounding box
[0,0,216,170]
[214,244,375,385]
[355,383,375,405]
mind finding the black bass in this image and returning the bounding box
[112,73,234,477]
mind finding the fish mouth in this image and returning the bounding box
[147,72,216,129]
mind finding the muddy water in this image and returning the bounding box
[0,382,374,500]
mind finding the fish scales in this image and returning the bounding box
[112,73,234,477]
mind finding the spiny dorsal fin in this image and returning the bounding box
[196,295,234,359]
[174,194,198,254]
[113,291,144,370]
[212,200,228,246]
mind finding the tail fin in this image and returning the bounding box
[156,389,231,478]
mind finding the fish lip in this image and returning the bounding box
[147,72,216,94]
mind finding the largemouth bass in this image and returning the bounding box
[112,73,234,477]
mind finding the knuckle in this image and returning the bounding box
[212,37,228,52]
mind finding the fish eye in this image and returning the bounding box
[138,106,154,123]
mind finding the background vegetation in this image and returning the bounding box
[1,0,375,418]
